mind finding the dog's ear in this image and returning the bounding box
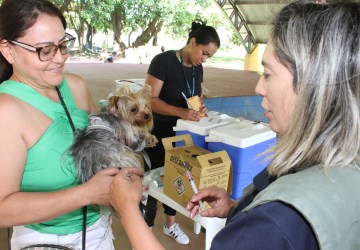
[108,95,119,106]
[107,96,120,114]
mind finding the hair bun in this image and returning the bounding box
[191,19,206,32]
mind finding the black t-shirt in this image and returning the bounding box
[147,50,203,123]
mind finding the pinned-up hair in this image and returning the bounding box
[187,19,220,48]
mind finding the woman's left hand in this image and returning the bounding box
[199,103,208,117]
[199,97,208,117]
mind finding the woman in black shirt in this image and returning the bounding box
[143,20,220,245]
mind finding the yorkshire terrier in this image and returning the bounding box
[67,83,157,216]
[67,112,144,216]
[69,112,144,184]
[108,83,158,148]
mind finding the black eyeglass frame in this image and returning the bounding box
[8,33,76,61]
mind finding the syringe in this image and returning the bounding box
[180,155,205,211]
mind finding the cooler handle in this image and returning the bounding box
[205,135,224,143]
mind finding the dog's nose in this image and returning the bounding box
[144,114,149,120]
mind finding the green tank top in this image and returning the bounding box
[0,79,100,234]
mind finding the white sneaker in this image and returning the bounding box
[163,223,190,245]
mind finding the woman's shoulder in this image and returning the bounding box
[64,73,87,94]
[64,72,85,86]
[64,73,95,113]
[152,50,177,63]
[0,90,28,127]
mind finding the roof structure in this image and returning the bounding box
[213,0,355,53]
[213,0,287,53]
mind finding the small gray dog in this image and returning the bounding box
[69,112,144,184]
[67,112,145,216]
[67,84,157,216]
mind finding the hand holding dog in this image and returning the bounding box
[187,186,236,219]
[83,167,120,206]
[109,167,144,216]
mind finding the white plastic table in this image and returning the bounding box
[147,167,226,250]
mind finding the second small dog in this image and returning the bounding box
[108,83,158,148]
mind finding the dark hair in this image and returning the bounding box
[187,20,220,48]
[0,0,66,83]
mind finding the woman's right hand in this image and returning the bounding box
[84,167,120,206]
[178,107,201,121]
[186,186,236,218]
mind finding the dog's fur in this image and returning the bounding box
[107,83,158,148]
[69,83,157,182]
[67,84,157,215]
[69,113,144,184]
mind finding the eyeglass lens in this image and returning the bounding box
[39,39,75,61]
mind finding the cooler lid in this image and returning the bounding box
[205,120,276,148]
[173,111,240,136]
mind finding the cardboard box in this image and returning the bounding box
[162,134,232,208]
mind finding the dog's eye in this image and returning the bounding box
[131,107,138,113]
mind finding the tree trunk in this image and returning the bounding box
[111,10,125,52]
[85,24,94,49]
[133,18,163,47]
[152,21,163,46]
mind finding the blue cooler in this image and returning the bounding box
[205,121,276,200]
[173,111,239,149]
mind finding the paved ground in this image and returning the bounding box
[64,61,259,103]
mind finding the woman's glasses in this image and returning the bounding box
[8,33,76,61]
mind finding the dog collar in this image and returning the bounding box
[87,116,115,134]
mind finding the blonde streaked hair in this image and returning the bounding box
[267,0,360,176]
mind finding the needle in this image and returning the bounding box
[180,155,205,211]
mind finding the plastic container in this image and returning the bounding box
[205,120,276,199]
[173,111,239,149]
[114,79,145,92]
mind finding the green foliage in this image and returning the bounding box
[45,0,241,51]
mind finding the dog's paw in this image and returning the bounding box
[145,134,158,147]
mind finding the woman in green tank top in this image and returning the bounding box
[0,0,120,249]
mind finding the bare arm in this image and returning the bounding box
[0,92,119,227]
[110,168,165,250]
[66,73,98,114]
[146,74,201,121]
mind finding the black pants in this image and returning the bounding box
[143,118,177,227]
